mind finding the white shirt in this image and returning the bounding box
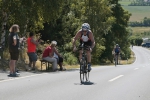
[53,53,58,59]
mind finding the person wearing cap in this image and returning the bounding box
[42,41,58,71]
[72,23,95,72]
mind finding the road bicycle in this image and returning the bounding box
[79,43,90,83]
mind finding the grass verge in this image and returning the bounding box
[0,50,136,71]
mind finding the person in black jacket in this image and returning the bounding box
[8,24,20,77]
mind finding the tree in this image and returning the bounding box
[0,0,63,59]
[100,0,131,62]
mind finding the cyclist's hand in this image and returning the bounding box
[73,46,77,52]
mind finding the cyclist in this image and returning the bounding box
[72,23,95,72]
[113,44,121,64]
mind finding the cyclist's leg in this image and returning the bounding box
[116,53,119,64]
[79,50,82,62]
[78,42,82,63]
[79,50,84,71]
[86,50,91,71]
[86,51,91,63]
[115,53,117,64]
[85,41,92,71]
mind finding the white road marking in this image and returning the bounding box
[109,75,124,82]
[0,73,48,83]
[134,68,139,70]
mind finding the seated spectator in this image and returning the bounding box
[42,41,58,71]
[52,42,66,71]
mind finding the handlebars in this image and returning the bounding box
[78,43,90,51]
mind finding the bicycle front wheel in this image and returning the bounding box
[80,59,84,84]
[85,70,89,82]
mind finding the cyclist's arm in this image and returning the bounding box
[72,31,80,47]
[89,32,95,49]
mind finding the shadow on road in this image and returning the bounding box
[74,81,96,85]
[81,81,96,85]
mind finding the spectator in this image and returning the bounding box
[42,41,58,71]
[52,41,66,71]
[8,24,20,77]
[27,32,40,71]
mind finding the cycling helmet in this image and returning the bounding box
[81,23,90,31]
[116,44,119,47]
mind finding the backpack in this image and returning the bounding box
[115,47,119,53]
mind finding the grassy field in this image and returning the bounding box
[119,0,150,22]
[123,6,150,21]
[131,27,150,33]
[119,0,131,6]
[119,0,150,37]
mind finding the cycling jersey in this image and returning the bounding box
[80,30,92,46]
[114,47,120,55]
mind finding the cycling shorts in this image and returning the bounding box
[115,52,120,55]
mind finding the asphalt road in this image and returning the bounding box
[0,46,150,100]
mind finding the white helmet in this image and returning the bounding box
[81,23,90,31]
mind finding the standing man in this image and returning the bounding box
[27,32,40,71]
[8,24,20,77]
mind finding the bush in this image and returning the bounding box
[121,47,131,60]
[63,52,78,65]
